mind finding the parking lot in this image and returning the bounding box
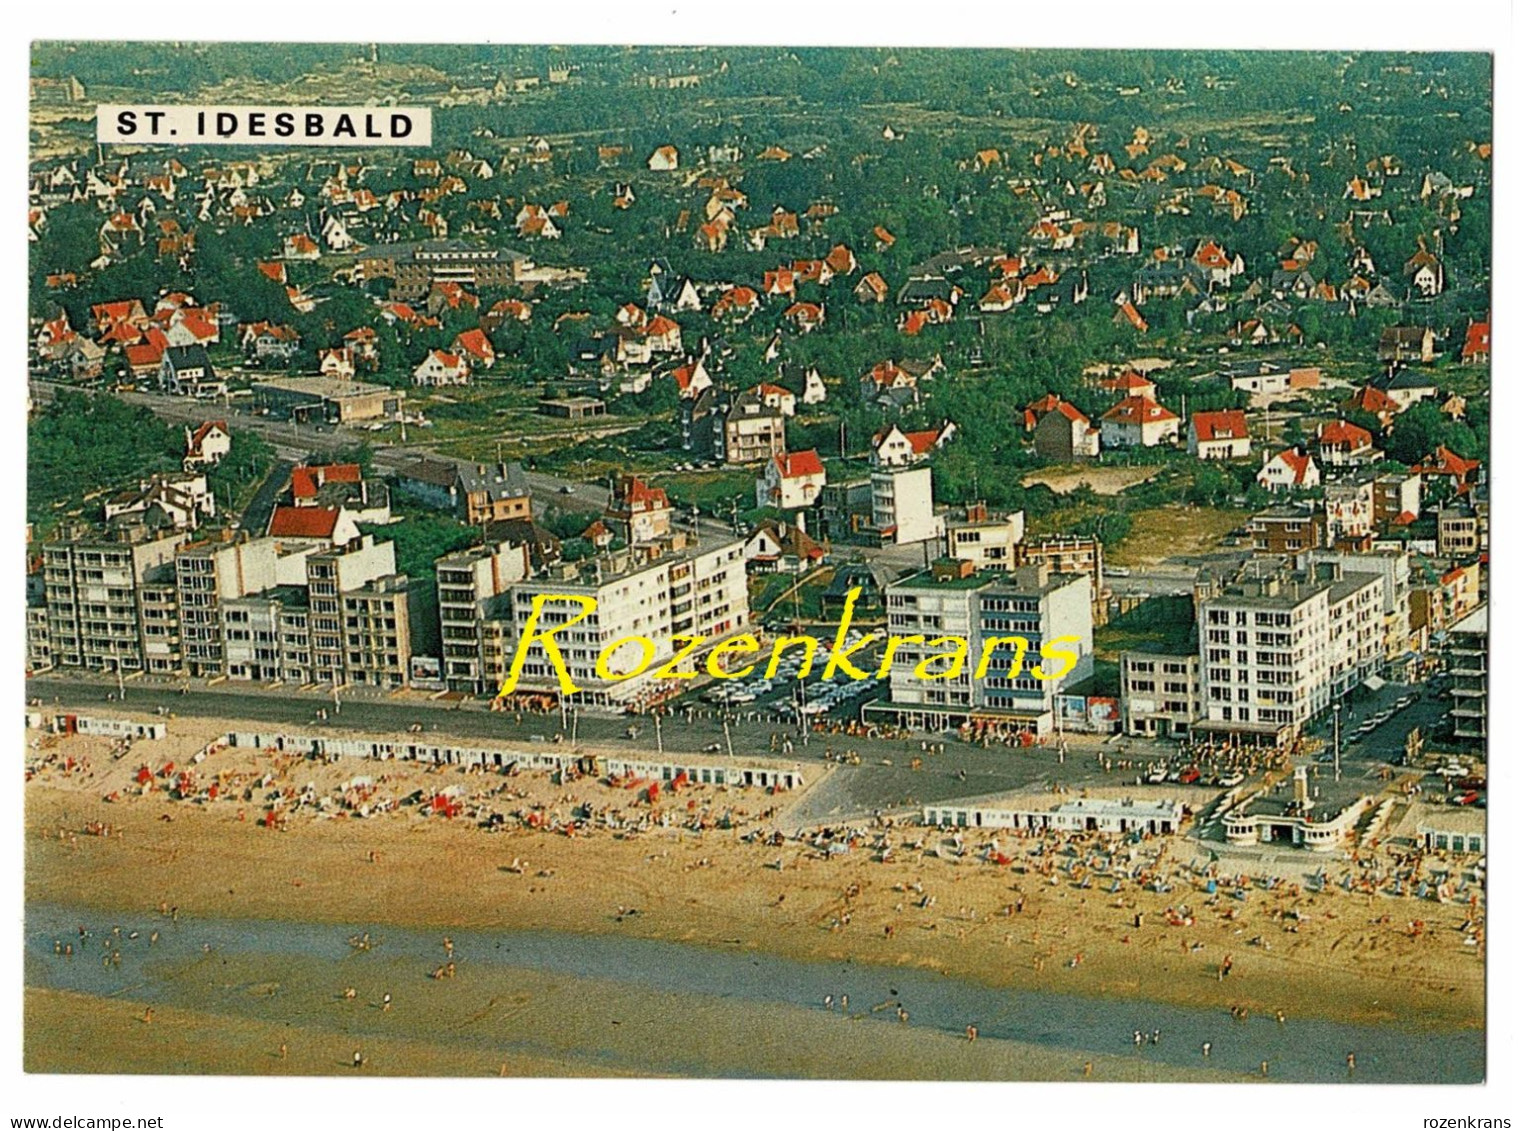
[668,627,890,734]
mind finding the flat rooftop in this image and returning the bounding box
[258,376,401,400]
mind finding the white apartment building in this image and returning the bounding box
[871,465,943,546]
[42,530,182,674]
[176,537,299,677]
[1299,547,1412,660]
[222,587,312,683]
[944,504,1026,571]
[436,542,530,694]
[506,534,748,706]
[304,536,400,688]
[1197,560,1384,739]
[875,560,1093,735]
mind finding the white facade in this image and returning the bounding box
[883,564,1093,732]
[1198,562,1384,736]
[870,466,943,545]
[507,537,749,705]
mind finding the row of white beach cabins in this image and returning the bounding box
[35,712,807,793]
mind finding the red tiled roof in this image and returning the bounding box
[1318,420,1373,448]
[1192,410,1248,442]
[775,450,825,479]
[1412,445,1481,479]
[1103,395,1178,426]
[269,505,339,538]
[1462,321,1490,358]
[1267,447,1314,485]
[1345,385,1399,415]
[291,463,362,499]
[188,420,228,451]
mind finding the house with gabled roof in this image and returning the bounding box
[1188,410,1250,460]
[647,145,679,171]
[711,285,759,321]
[1101,396,1179,448]
[1342,383,1403,429]
[854,272,889,304]
[318,347,356,381]
[870,422,957,468]
[158,345,224,398]
[743,517,825,574]
[1461,320,1489,365]
[183,421,231,469]
[1256,446,1320,493]
[1032,399,1100,460]
[1316,419,1378,467]
[1378,326,1437,365]
[756,449,827,510]
[1411,446,1482,491]
[1097,369,1157,399]
[413,349,470,387]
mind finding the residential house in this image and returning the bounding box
[1378,326,1437,365]
[1101,396,1179,448]
[1370,368,1438,410]
[1461,320,1490,365]
[1032,399,1100,460]
[870,422,956,468]
[1188,410,1251,459]
[756,450,827,510]
[604,475,673,544]
[1324,474,1377,545]
[1247,505,1326,554]
[413,349,470,387]
[1257,447,1320,493]
[1410,446,1482,493]
[1316,420,1377,467]
[743,518,825,574]
[647,145,680,172]
[158,345,224,398]
[183,421,231,469]
[453,328,496,370]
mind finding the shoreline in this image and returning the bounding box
[25,715,1484,1057]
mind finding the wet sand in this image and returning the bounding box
[24,716,1484,1077]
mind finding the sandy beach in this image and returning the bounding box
[24,714,1484,1077]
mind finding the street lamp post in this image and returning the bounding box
[1332,702,1342,783]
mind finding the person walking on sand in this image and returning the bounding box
[141,1007,154,1025]
[1083,1061,1093,1077]
[382,993,392,1012]
[353,1050,365,1069]
[1346,1052,1356,1073]
[824,994,833,1011]
[279,1043,287,1060]
[1260,1061,1269,1077]
[443,937,454,958]
[966,1025,978,1042]
[1202,1042,1211,1058]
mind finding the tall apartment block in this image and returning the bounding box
[1195,559,1383,740]
[436,542,530,694]
[876,559,1094,734]
[505,532,748,707]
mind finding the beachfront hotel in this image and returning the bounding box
[868,558,1093,735]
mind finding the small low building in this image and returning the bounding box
[1221,766,1372,852]
[923,795,1183,835]
[538,396,607,420]
[255,376,404,424]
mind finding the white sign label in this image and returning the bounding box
[97,105,431,146]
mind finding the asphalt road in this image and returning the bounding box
[26,674,1183,824]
